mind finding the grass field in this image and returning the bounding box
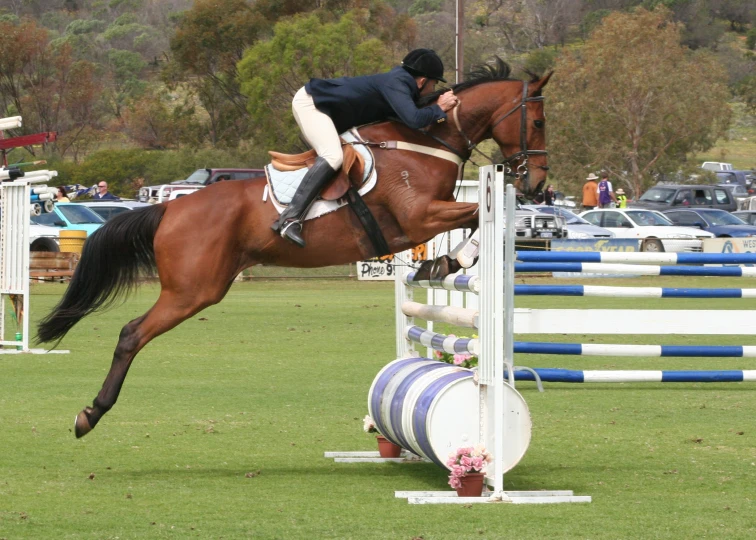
[2,277,756,539]
[695,103,756,171]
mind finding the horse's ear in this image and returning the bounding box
[531,71,553,94]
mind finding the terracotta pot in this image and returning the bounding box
[376,435,402,458]
[455,472,485,497]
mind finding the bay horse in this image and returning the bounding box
[37,58,551,438]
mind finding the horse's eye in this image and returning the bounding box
[534,120,545,129]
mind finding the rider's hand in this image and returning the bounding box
[437,91,459,112]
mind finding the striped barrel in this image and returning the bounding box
[368,358,531,471]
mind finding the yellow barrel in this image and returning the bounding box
[59,229,87,254]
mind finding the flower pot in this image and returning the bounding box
[376,435,402,458]
[455,472,485,497]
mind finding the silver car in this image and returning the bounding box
[520,205,615,239]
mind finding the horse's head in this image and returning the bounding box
[419,58,552,198]
[488,73,552,198]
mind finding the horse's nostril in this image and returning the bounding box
[540,166,550,171]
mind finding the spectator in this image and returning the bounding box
[56,186,70,203]
[543,184,555,206]
[582,173,599,210]
[93,181,120,200]
[615,188,627,208]
[597,172,617,209]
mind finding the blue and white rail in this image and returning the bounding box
[406,326,756,358]
[515,252,756,265]
[510,368,756,383]
[514,285,756,298]
[515,262,756,277]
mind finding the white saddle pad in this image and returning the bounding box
[263,129,377,222]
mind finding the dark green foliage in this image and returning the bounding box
[65,18,105,34]
[747,28,756,50]
[523,48,557,77]
[408,0,443,17]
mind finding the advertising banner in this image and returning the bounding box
[357,244,428,280]
[550,239,641,253]
[702,238,756,266]
[550,239,641,278]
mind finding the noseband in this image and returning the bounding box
[490,81,547,182]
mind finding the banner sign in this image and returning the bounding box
[550,239,641,278]
[357,244,428,281]
[550,239,641,253]
[702,238,756,266]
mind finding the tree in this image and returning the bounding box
[547,7,731,199]
[0,18,104,158]
[166,0,266,145]
[238,10,394,150]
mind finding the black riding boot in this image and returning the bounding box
[271,157,338,248]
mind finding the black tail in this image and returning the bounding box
[37,204,167,344]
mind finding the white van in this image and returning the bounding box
[701,162,734,171]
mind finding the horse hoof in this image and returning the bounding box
[415,257,452,282]
[74,410,92,438]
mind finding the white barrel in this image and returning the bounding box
[368,358,531,471]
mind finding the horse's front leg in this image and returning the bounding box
[414,200,479,237]
[411,201,479,281]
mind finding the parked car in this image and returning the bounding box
[76,200,151,221]
[138,168,266,203]
[732,211,756,226]
[512,210,568,239]
[30,202,104,236]
[717,183,750,209]
[715,170,751,189]
[29,223,61,251]
[520,205,614,239]
[701,161,733,171]
[579,208,714,252]
[552,191,577,208]
[628,184,737,212]
[663,209,756,237]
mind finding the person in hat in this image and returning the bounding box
[582,173,600,210]
[615,188,627,208]
[271,49,460,248]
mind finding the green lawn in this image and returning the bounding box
[695,103,756,170]
[1,277,755,539]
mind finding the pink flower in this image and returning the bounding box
[453,353,471,365]
[451,465,466,478]
[434,350,443,359]
[448,476,462,489]
[471,457,484,471]
[457,446,474,457]
[460,455,473,469]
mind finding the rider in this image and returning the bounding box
[271,48,459,248]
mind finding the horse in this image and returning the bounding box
[37,58,551,438]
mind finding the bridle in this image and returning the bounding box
[422,80,548,185]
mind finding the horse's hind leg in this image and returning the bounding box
[74,285,230,438]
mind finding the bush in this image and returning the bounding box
[747,28,756,51]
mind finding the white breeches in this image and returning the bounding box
[292,87,343,170]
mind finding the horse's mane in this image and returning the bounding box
[417,56,539,107]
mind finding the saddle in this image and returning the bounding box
[268,139,366,201]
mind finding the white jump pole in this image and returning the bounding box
[0,178,31,351]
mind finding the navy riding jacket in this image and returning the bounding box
[305,67,447,134]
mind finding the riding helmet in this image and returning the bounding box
[401,49,447,82]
